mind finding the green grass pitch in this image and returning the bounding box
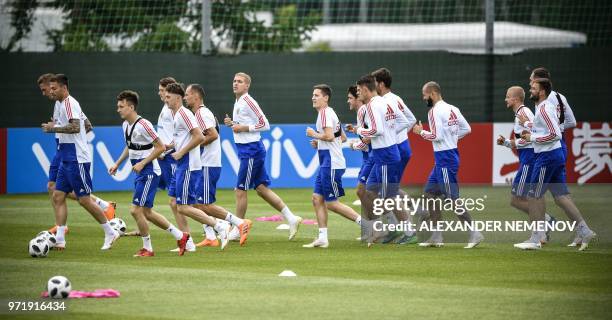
[1,186,611,319]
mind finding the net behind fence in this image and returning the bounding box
[1,0,611,53]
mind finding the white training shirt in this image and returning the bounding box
[53,103,88,139]
[351,104,370,152]
[194,105,222,167]
[382,91,416,144]
[157,104,175,146]
[547,90,576,132]
[173,106,202,171]
[528,99,562,153]
[356,95,399,150]
[511,105,534,150]
[122,118,161,175]
[232,93,270,144]
[316,106,346,169]
[56,96,91,163]
[419,100,471,152]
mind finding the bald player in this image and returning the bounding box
[413,81,484,249]
[496,86,556,242]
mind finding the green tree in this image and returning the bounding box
[5,0,320,53]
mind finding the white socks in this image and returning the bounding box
[281,206,298,224]
[545,213,552,222]
[95,198,110,211]
[225,212,244,226]
[142,235,153,251]
[56,225,67,243]
[355,216,362,226]
[166,225,183,240]
[204,225,216,240]
[213,221,229,233]
[101,222,115,236]
[578,220,592,235]
[318,228,328,241]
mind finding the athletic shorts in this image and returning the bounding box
[236,156,270,190]
[174,168,203,205]
[366,162,401,199]
[527,149,569,199]
[197,166,221,204]
[424,164,459,200]
[55,161,92,199]
[314,167,345,202]
[158,155,176,192]
[48,152,62,182]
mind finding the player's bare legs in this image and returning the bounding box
[255,185,285,211]
[514,196,547,250]
[195,203,252,246]
[77,195,109,224]
[553,195,596,249]
[312,195,328,227]
[303,194,329,248]
[418,192,444,247]
[235,189,248,218]
[177,205,230,249]
[356,183,370,216]
[170,197,190,233]
[254,184,302,240]
[326,201,360,222]
[52,190,68,227]
[52,191,118,250]
[48,183,115,233]
[510,196,530,214]
[130,206,150,240]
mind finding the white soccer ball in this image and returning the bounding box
[46,234,57,248]
[36,231,57,248]
[47,276,71,299]
[109,218,127,236]
[29,238,49,258]
[37,230,53,240]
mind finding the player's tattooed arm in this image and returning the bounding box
[84,119,93,132]
[42,119,80,133]
[201,128,219,146]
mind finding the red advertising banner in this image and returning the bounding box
[402,123,493,184]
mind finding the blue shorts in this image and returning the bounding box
[397,140,412,173]
[366,162,401,199]
[158,155,176,191]
[133,173,160,208]
[357,159,374,185]
[511,163,533,198]
[131,160,160,208]
[174,168,203,205]
[528,149,569,199]
[236,156,270,190]
[314,167,345,202]
[198,166,221,204]
[424,164,459,200]
[48,152,61,182]
[55,161,92,199]
[560,136,568,162]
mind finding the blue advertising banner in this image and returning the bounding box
[7,125,364,194]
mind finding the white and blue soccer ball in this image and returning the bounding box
[29,238,49,258]
[47,276,71,299]
[109,218,127,236]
